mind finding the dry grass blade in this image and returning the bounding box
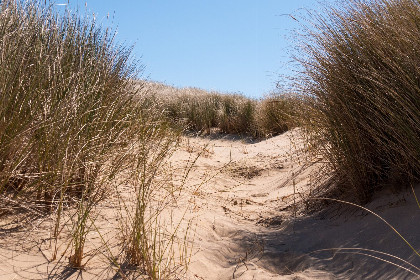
[310,247,420,274]
[309,197,420,258]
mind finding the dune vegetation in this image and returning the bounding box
[297,0,420,203]
[142,81,300,138]
[1,0,420,278]
[0,0,181,277]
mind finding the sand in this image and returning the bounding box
[1,128,419,279]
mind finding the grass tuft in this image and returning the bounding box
[297,0,420,202]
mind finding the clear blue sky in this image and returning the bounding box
[56,1,333,98]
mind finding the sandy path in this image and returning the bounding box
[0,128,419,279]
[170,129,420,280]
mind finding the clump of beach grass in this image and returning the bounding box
[0,0,138,210]
[218,93,257,135]
[255,92,302,137]
[297,0,420,202]
[0,0,187,274]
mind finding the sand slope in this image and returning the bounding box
[172,129,420,280]
[0,128,419,279]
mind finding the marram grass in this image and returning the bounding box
[298,0,420,202]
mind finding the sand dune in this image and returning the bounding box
[172,129,420,279]
[0,129,419,279]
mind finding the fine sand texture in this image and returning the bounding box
[1,128,419,279]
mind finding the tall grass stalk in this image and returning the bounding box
[113,117,192,279]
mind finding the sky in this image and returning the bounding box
[55,1,333,98]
